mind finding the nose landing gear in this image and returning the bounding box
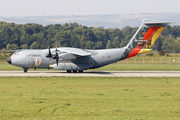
[23,68,28,73]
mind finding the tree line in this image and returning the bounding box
[0,21,180,53]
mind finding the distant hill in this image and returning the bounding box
[0,13,179,29]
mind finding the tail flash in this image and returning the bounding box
[125,19,172,59]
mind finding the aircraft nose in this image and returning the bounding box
[7,56,12,64]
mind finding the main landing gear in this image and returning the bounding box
[66,70,84,73]
[67,70,71,73]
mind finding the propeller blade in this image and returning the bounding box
[46,46,52,58]
[56,57,58,66]
[56,47,58,66]
[48,46,52,57]
[46,46,52,67]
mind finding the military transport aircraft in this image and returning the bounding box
[6,19,171,73]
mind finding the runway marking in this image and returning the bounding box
[0,71,180,77]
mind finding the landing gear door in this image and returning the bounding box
[89,58,94,67]
[26,59,31,67]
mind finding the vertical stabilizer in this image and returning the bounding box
[124,19,172,58]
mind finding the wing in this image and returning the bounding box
[48,47,92,62]
[57,47,91,56]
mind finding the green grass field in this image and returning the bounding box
[0,77,180,120]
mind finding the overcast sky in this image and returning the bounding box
[0,0,180,17]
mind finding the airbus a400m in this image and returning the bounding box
[7,19,171,73]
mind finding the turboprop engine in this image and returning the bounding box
[58,53,76,61]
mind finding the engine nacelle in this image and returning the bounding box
[59,53,76,61]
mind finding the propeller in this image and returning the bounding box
[52,47,59,66]
[46,46,52,67]
[55,47,59,66]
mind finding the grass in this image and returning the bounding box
[0,64,23,71]
[0,77,180,119]
[95,64,180,71]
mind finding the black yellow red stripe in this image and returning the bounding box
[126,26,164,59]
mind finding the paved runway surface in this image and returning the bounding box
[0,71,180,77]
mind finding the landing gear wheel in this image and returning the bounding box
[73,70,77,73]
[23,68,28,73]
[79,70,84,73]
[24,69,27,73]
[67,70,71,73]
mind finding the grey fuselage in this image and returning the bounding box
[9,19,170,71]
[10,47,127,70]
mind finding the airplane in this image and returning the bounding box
[6,19,172,73]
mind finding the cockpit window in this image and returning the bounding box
[13,50,20,55]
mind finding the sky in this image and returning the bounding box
[0,0,180,17]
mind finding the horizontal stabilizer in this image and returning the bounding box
[142,19,174,26]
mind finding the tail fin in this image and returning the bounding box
[125,19,172,58]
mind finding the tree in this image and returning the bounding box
[6,44,19,50]
[1,21,180,52]
[53,31,70,47]
[80,35,86,48]
[6,28,12,37]
[112,36,120,48]
[52,41,61,48]
[120,34,132,47]
[161,38,176,53]
[11,44,19,50]
[106,40,112,49]
[162,25,171,36]
[25,24,33,35]
[171,26,180,37]
[20,44,28,49]
[72,27,83,35]
[30,42,39,49]
[175,37,180,53]
[6,44,11,50]
[70,35,80,48]
[95,41,103,49]
[85,41,94,49]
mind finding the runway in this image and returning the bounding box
[0,71,180,77]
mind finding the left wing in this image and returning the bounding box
[46,47,92,66]
[57,47,92,56]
